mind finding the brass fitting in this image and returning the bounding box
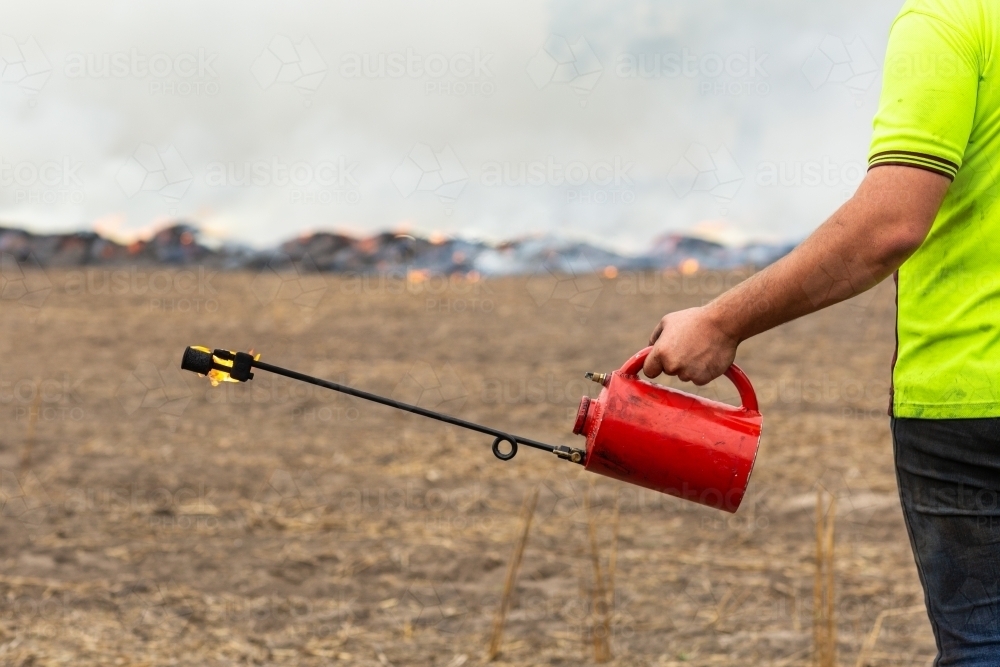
[585,371,609,387]
[554,445,586,465]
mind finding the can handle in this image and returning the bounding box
[619,346,759,414]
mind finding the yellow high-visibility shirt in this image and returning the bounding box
[869,0,1000,417]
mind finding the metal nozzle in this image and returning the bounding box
[585,371,609,387]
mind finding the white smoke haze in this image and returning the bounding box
[0,0,901,253]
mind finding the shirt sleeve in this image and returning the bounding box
[869,6,981,180]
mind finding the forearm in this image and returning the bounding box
[643,167,949,384]
[704,167,948,343]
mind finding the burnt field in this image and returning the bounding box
[0,268,935,666]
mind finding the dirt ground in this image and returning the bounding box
[0,267,937,666]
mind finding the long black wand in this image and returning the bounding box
[181,346,586,464]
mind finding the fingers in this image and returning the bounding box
[649,356,713,385]
[689,358,733,386]
[642,348,664,378]
[690,370,711,386]
[641,307,736,386]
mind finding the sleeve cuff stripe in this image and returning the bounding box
[869,150,959,171]
[869,154,957,175]
[868,159,956,180]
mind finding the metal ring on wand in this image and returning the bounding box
[491,435,518,461]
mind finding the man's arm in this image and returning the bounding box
[642,165,950,384]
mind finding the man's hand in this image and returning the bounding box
[641,165,950,385]
[643,306,738,385]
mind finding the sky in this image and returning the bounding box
[0,0,904,253]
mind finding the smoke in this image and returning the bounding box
[0,0,899,252]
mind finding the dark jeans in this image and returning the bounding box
[892,417,1000,666]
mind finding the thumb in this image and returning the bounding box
[648,320,665,345]
[642,348,664,378]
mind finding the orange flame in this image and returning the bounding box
[191,346,261,387]
[679,258,699,275]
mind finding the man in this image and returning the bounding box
[643,0,1000,662]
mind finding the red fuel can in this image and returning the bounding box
[573,347,762,513]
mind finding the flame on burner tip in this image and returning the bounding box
[190,345,261,386]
